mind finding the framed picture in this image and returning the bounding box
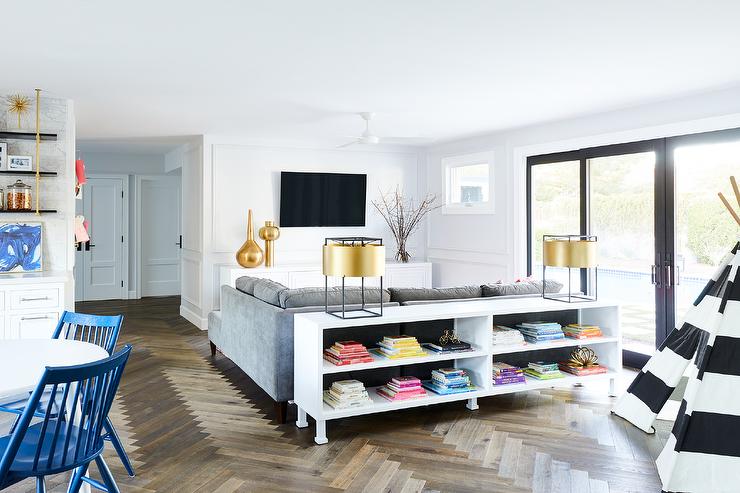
[0,222,43,273]
[7,155,33,171]
[0,143,7,171]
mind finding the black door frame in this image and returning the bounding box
[527,139,665,369]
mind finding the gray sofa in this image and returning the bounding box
[208,276,561,423]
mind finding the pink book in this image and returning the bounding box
[377,387,427,401]
[391,376,421,387]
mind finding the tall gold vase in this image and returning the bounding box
[236,209,264,268]
[258,220,280,267]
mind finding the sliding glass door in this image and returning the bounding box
[527,141,664,367]
[528,129,740,368]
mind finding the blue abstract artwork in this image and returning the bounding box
[0,223,42,272]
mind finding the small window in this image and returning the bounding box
[442,152,493,214]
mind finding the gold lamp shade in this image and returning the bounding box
[323,244,385,277]
[543,237,598,268]
[542,234,598,302]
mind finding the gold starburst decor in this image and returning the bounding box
[8,94,31,129]
[568,347,599,367]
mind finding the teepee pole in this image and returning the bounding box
[731,175,740,208]
[718,192,740,226]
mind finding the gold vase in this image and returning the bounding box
[258,220,280,267]
[236,209,264,268]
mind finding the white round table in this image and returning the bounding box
[0,339,109,398]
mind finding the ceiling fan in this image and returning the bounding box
[337,112,433,148]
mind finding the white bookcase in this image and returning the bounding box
[294,297,621,444]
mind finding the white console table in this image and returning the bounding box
[294,297,621,444]
[215,261,432,309]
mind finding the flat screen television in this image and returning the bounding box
[279,171,367,227]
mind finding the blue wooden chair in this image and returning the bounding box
[0,311,135,477]
[0,345,132,493]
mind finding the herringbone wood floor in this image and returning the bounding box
[5,296,670,493]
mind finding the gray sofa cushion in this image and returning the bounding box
[482,279,563,297]
[253,279,289,306]
[235,276,259,295]
[279,286,390,308]
[284,302,399,314]
[389,286,482,303]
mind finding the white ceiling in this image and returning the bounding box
[5,1,740,149]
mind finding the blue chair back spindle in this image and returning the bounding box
[53,312,124,355]
[0,345,132,490]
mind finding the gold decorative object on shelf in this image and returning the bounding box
[323,237,385,319]
[7,94,31,129]
[235,209,264,268]
[542,234,598,302]
[439,329,461,345]
[567,347,599,368]
[258,220,280,267]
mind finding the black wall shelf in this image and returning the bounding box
[0,170,57,177]
[0,209,57,214]
[0,131,58,142]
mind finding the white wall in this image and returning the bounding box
[426,84,740,286]
[179,137,423,328]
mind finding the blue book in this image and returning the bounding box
[422,381,477,395]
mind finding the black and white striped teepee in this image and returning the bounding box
[613,241,740,493]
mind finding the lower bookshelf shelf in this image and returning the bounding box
[321,371,617,420]
[294,297,622,445]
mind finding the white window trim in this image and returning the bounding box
[441,151,495,215]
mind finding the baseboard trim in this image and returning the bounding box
[180,305,207,330]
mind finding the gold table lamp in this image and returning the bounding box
[542,234,598,302]
[323,237,385,319]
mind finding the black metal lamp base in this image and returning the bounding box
[326,307,383,319]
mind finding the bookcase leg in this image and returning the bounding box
[609,377,616,397]
[296,407,308,428]
[314,420,328,445]
[466,397,479,411]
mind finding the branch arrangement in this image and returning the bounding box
[372,187,442,262]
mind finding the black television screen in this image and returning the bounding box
[279,171,367,227]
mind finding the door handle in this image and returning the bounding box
[20,297,50,302]
[84,242,95,251]
[21,315,51,321]
[651,265,661,287]
[176,235,182,249]
[664,265,672,288]
[674,266,681,286]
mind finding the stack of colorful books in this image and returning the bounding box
[558,361,608,376]
[492,362,526,385]
[373,335,426,359]
[323,380,373,409]
[323,340,374,366]
[523,362,565,380]
[562,324,603,339]
[491,325,526,347]
[421,340,473,354]
[423,368,477,395]
[515,322,564,344]
[376,376,427,401]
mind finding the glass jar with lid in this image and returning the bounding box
[7,180,32,211]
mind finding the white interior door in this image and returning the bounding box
[81,177,125,301]
[140,176,181,297]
